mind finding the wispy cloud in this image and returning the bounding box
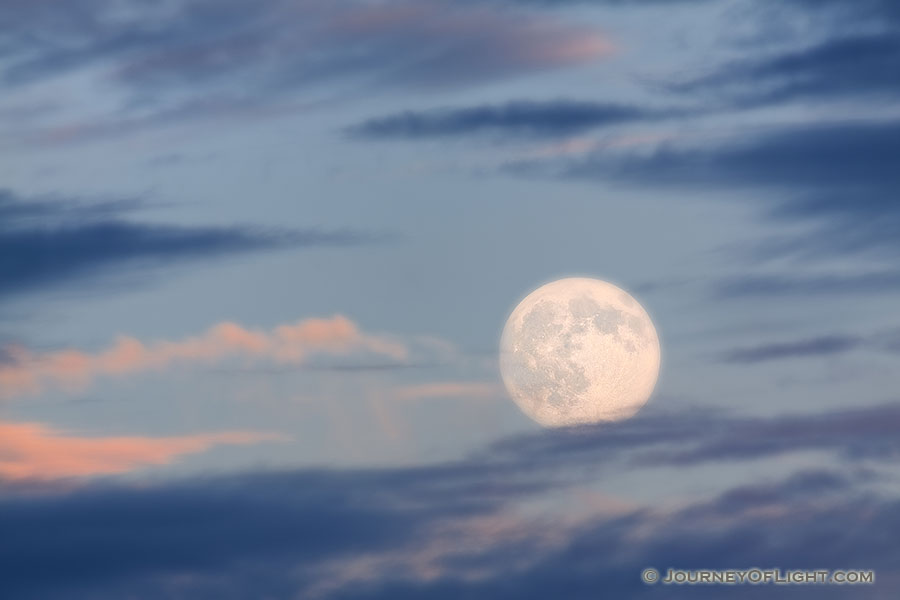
[0,190,382,299]
[483,402,900,468]
[0,0,613,144]
[670,0,900,108]
[347,101,660,139]
[714,271,900,298]
[0,421,283,480]
[0,316,408,399]
[676,33,900,106]
[507,120,900,259]
[716,327,900,364]
[721,335,863,364]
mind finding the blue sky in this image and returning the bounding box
[1,0,899,597]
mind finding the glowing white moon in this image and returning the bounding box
[500,278,660,427]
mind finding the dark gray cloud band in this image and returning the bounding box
[722,335,863,364]
[2,401,900,598]
[347,101,666,139]
[676,33,900,106]
[0,190,379,299]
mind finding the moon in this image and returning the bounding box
[499,277,660,427]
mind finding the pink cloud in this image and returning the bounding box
[331,1,614,66]
[0,420,283,480]
[0,315,407,399]
[106,0,614,96]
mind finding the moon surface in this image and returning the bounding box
[499,278,660,427]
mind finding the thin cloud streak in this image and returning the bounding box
[485,402,900,469]
[0,316,408,399]
[721,335,863,364]
[715,271,900,298]
[669,0,900,108]
[675,33,900,106]
[347,101,661,139]
[716,328,900,364]
[0,189,385,299]
[0,421,284,480]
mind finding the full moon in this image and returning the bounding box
[499,278,660,427]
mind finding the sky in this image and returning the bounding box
[1,0,899,597]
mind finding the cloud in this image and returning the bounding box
[466,3,899,267]
[0,465,521,599]
[714,271,900,298]
[0,315,408,399]
[479,0,711,5]
[511,120,900,259]
[579,120,900,193]
[669,0,900,107]
[0,190,380,298]
[2,403,899,597]
[721,335,863,364]
[337,477,892,600]
[716,328,900,364]
[0,420,282,480]
[346,101,660,139]
[0,0,613,143]
[676,33,900,106]
[402,475,894,600]
[0,189,141,222]
[484,401,900,468]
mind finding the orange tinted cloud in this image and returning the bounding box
[0,421,283,480]
[0,315,407,399]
